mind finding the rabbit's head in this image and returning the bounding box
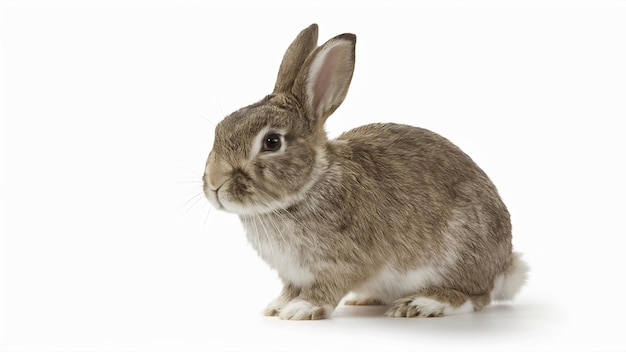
[203,24,356,214]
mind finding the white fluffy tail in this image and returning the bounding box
[491,252,529,301]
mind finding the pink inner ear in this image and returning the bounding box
[313,46,341,109]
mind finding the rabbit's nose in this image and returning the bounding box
[205,152,230,191]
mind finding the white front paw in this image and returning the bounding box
[263,296,290,316]
[278,299,333,320]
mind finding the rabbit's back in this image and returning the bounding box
[336,123,505,218]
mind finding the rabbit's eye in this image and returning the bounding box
[262,133,282,152]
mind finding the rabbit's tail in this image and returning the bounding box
[491,251,529,301]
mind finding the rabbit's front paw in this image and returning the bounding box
[278,299,332,320]
[263,296,290,316]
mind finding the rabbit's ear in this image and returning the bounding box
[293,33,356,126]
[273,24,319,94]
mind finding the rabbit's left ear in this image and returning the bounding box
[293,33,356,126]
[273,24,319,94]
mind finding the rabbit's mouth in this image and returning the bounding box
[202,177,226,211]
[203,188,223,211]
[213,188,225,209]
[208,183,298,215]
[204,180,258,214]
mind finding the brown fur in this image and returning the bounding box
[203,24,527,320]
[344,298,386,306]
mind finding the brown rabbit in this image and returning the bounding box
[203,24,528,320]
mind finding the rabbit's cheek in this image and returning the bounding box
[270,155,316,192]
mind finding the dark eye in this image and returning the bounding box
[262,133,282,152]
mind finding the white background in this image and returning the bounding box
[2,0,625,351]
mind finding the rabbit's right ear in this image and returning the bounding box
[292,33,356,128]
[273,24,319,94]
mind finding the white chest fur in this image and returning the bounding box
[241,215,315,287]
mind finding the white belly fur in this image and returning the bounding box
[351,265,447,304]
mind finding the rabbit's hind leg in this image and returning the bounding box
[344,296,386,306]
[385,287,489,318]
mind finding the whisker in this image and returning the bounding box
[260,202,288,248]
[246,214,263,257]
[253,202,277,257]
[254,188,312,234]
[196,112,217,127]
[175,180,203,185]
[214,95,226,116]
[257,197,292,245]
[180,191,206,215]
[251,215,263,255]
[203,205,212,230]
[249,191,306,251]
[180,184,205,197]
[178,165,205,176]
[275,207,307,231]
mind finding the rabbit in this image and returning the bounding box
[202,24,528,320]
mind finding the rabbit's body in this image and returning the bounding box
[239,123,522,319]
[203,25,527,320]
